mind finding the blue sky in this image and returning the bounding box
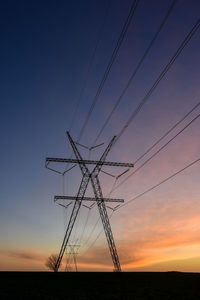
[0,0,200,271]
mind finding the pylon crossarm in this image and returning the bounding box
[54,195,124,203]
[46,157,134,168]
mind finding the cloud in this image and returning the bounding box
[0,248,49,271]
[78,247,112,267]
[76,204,200,271]
[116,213,200,269]
[8,250,45,262]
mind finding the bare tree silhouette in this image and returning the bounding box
[45,254,60,272]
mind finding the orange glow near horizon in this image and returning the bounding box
[0,0,200,273]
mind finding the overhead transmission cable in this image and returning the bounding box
[82,216,101,248]
[71,207,82,244]
[63,0,138,179]
[63,0,109,174]
[64,0,140,248]
[114,18,200,145]
[76,147,97,246]
[64,0,139,174]
[134,100,200,164]
[75,147,97,247]
[116,157,200,210]
[78,0,140,141]
[61,3,111,248]
[81,172,118,252]
[83,157,200,249]
[79,208,91,245]
[112,102,200,192]
[69,1,110,132]
[81,17,200,264]
[81,167,119,249]
[92,0,177,146]
[81,211,114,255]
[64,10,200,266]
[72,151,99,249]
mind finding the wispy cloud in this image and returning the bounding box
[77,204,200,271]
[8,250,45,262]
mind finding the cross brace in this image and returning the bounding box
[54,195,124,203]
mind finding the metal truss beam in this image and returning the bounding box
[54,195,124,203]
[46,157,134,168]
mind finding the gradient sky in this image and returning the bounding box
[0,0,200,271]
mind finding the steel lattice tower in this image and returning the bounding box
[65,244,80,272]
[45,132,134,272]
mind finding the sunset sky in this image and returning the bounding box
[0,0,200,272]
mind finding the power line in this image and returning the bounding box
[82,156,200,251]
[114,18,200,145]
[86,157,200,247]
[56,6,199,270]
[78,206,91,245]
[63,0,138,176]
[134,100,200,164]
[63,1,110,175]
[81,211,114,256]
[115,157,200,210]
[69,0,110,132]
[63,0,139,173]
[82,170,118,247]
[83,216,101,247]
[92,0,177,146]
[112,106,200,192]
[80,175,118,251]
[78,0,140,141]
[70,206,82,244]
[87,211,114,251]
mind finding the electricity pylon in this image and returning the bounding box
[65,244,80,272]
[45,131,134,272]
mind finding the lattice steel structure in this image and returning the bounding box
[45,132,134,272]
[65,244,80,272]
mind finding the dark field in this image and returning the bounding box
[1,271,200,299]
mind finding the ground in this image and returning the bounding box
[0,271,200,299]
